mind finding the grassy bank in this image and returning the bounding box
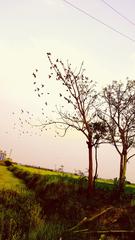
[8,164,135,240]
[0,166,46,240]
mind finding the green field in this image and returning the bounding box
[13,164,135,194]
[15,164,78,178]
[0,165,27,191]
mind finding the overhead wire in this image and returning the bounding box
[62,0,135,43]
[100,0,135,26]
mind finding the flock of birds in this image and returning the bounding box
[10,67,65,138]
[9,54,78,138]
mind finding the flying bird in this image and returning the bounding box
[32,73,36,78]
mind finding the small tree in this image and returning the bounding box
[33,53,106,194]
[100,79,135,193]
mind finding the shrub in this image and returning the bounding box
[4,158,13,166]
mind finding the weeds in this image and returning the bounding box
[7,164,135,240]
[0,188,45,240]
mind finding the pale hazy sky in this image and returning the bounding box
[0,0,135,181]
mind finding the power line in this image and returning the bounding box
[62,0,135,43]
[100,0,135,26]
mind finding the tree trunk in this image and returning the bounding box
[93,145,98,190]
[87,138,93,195]
[119,153,127,193]
[119,154,124,183]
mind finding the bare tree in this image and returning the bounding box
[32,53,106,194]
[99,79,135,193]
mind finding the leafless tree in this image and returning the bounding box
[33,53,106,194]
[99,79,135,193]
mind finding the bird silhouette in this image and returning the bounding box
[32,73,36,78]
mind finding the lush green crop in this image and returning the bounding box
[14,164,78,178]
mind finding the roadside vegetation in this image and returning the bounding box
[0,165,46,240]
[7,163,135,240]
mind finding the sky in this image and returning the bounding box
[0,0,135,181]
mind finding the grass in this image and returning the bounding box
[0,189,45,240]
[96,177,135,194]
[15,164,78,178]
[0,165,27,191]
[0,165,48,240]
[13,164,135,194]
[6,163,135,239]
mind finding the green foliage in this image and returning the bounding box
[0,189,44,240]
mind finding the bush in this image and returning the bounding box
[4,158,13,166]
